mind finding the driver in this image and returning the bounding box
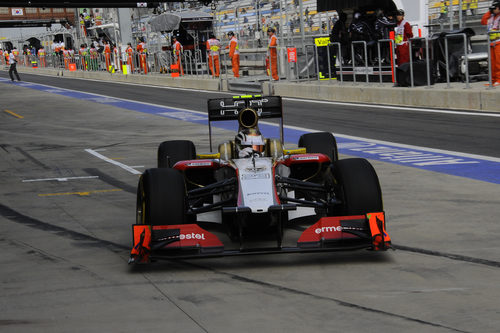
[235,128,265,158]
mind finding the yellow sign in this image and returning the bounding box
[314,37,331,47]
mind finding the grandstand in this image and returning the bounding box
[209,0,338,46]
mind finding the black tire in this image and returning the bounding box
[298,132,339,162]
[136,168,187,226]
[158,140,196,168]
[333,158,383,215]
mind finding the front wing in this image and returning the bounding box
[129,212,392,264]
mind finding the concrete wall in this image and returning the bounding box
[263,81,500,113]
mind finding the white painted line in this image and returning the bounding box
[22,176,99,183]
[282,97,500,118]
[129,166,145,168]
[85,149,142,175]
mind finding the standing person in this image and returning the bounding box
[126,42,135,73]
[38,46,46,67]
[94,9,103,26]
[63,47,71,70]
[8,50,21,81]
[462,0,471,17]
[394,9,413,66]
[104,40,112,72]
[330,12,350,65]
[482,1,500,86]
[227,31,240,78]
[79,44,88,70]
[137,39,148,74]
[79,13,87,37]
[267,27,279,80]
[439,1,449,22]
[0,49,4,65]
[470,0,478,16]
[112,43,121,72]
[89,44,98,71]
[206,34,221,77]
[172,36,184,76]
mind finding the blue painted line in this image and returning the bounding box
[2,77,500,184]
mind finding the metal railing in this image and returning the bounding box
[444,33,470,89]
[351,41,369,84]
[408,37,432,88]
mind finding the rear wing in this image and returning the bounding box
[206,95,284,152]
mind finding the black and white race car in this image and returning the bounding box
[130,95,391,264]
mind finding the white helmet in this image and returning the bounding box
[235,128,265,157]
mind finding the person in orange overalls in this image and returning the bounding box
[172,36,184,76]
[227,31,240,78]
[79,44,88,70]
[482,2,500,86]
[137,39,148,74]
[394,9,413,66]
[0,49,4,65]
[267,27,279,80]
[104,40,112,72]
[206,34,221,77]
[63,47,71,69]
[37,47,46,67]
[126,42,135,73]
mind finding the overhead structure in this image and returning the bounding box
[0,1,163,7]
[317,0,398,12]
[0,19,68,28]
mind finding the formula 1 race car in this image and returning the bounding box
[129,95,391,264]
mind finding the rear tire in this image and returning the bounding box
[158,140,196,168]
[136,168,187,226]
[333,158,383,215]
[298,132,338,162]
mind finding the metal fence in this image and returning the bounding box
[11,33,497,91]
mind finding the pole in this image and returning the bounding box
[459,0,463,29]
[449,1,453,31]
[299,0,305,52]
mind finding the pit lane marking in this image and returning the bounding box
[4,109,24,119]
[38,189,122,197]
[23,176,99,183]
[85,149,142,175]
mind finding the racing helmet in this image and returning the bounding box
[235,128,266,156]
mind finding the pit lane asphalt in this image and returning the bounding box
[1,77,500,333]
[2,71,500,158]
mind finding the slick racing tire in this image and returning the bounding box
[333,158,383,216]
[158,140,196,168]
[298,132,339,162]
[137,168,187,226]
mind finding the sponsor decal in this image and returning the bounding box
[294,155,320,161]
[241,173,270,180]
[187,161,212,167]
[315,226,343,234]
[179,232,206,240]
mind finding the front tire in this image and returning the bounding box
[136,168,187,226]
[298,132,339,162]
[158,140,196,168]
[333,158,383,215]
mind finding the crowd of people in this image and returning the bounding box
[329,8,413,67]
